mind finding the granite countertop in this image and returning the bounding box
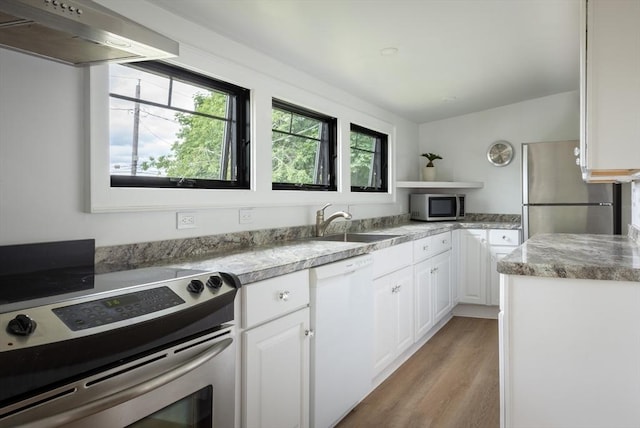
[170,221,521,286]
[497,233,640,282]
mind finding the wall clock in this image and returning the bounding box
[487,140,514,167]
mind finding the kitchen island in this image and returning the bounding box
[496,231,640,428]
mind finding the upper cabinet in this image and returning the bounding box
[580,0,640,182]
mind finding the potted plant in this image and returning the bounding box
[421,152,442,181]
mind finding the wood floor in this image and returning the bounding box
[336,317,499,428]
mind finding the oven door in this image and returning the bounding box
[1,328,236,428]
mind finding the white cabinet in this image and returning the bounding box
[489,246,514,307]
[373,265,414,376]
[458,229,488,304]
[372,242,413,376]
[580,0,640,181]
[432,251,452,322]
[413,232,452,339]
[500,274,640,427]
[241,270,310,428]
[413,259,434,339]
[458,229,520,306]
[451,230,460,305]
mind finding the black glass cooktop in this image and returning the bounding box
[0,239,96,305]
[0,239,207,314]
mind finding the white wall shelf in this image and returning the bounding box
[396,181,484,189]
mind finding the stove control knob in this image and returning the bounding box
[7,314,37,336]
[187,279,205,294]
[206,275,223,290]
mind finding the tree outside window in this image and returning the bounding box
[350,124,388,192]
[109,62,249,189]
[271,100,336,191]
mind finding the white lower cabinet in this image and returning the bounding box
[241,270,310,428]
[489,246,514,307]
[500,274,640,427]
[458,229,520,306]
[372,242,414,377]
[413,259,434,339]
[373,265,414,376]
[432,251,452,322]
[458,229,488,304]
[414,241,452,339]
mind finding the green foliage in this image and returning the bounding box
[140,92,230,180]
[421,152,442,167]
[351,132,376,187]
[272,108,324,185]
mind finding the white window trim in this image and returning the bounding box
[86,46,396,213]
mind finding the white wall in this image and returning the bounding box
[0,1,418,247]
[419,91,580,214]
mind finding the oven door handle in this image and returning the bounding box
[27,337,233,428]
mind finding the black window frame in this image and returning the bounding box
[271,99,337,191]
[350,123,388,193]
[109,61,251,190]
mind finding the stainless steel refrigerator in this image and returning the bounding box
[522,140,621,240]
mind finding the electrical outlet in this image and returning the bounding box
[239,208,254,224]
[177,212,197,229]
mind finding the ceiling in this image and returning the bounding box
[153,0,580,124]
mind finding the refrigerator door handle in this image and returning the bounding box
[523,202,613,207]
[522,143,529,205]
[523,207,529,241]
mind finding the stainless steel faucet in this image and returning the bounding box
[316,203,352,237]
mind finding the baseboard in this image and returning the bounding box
[452,303,499,319]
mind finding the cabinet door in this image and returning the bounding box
[432,250,452,323]
[489,246,515,307]
[583,0,640,173]
[394,266,415,356]
[451,230,459,305]
[373,266,414,376]
[373,275,396,375]
[414,259,434,339]
[458,230,488,304]
[243,308,310,428]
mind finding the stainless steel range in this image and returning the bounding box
[0,239,240,428]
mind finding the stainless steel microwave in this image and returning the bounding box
[410,194,465,221]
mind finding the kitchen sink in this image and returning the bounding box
[313,233,402,243]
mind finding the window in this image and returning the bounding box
[108,61,250,189]
[271,100,337,191]
[350,124,388,192]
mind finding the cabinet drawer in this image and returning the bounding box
[431,231,452,255]
[467,229,487,242]
[488,229,520,246]
[413,236,433,262]
[373,242,412,278]
[242,270,309,328]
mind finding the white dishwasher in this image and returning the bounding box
[309,254,374,428]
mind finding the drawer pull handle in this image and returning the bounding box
[278,291,290,301]
[502,235,507,240]
[305,329,315,337]
[391,285,402,293]
[423,245,429,251]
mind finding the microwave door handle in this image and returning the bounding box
[28,338,233,428]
